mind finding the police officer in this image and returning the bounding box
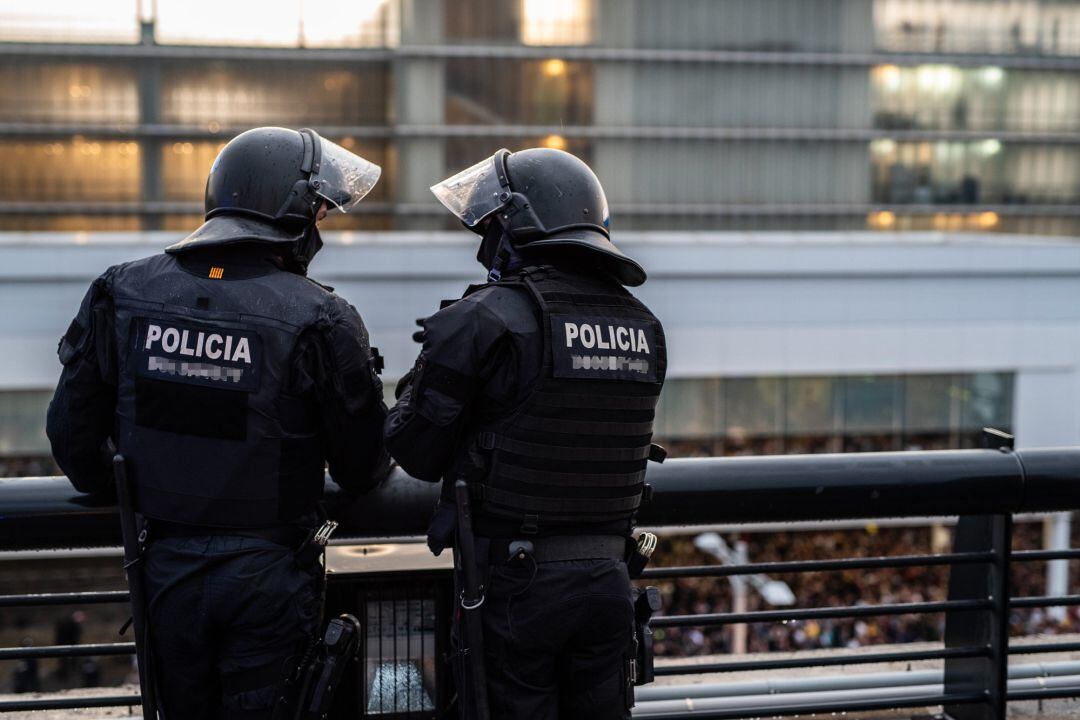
[385,148,667,719]
[46,127,391,719]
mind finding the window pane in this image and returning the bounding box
[960,372,1014,431]
[843,376,900,433]
[0,391,52,457]
[160,64,391,126]
[0,0,139,43]
[904,374,959,433]
[875,0,1080,56]
[520,0,594,46]
[0,62,139,125]
[724,378,782,438]
[0,140,141,202]
[654,378,720,440]
[785,377,837,435]
[155,0,397,47]
[446,59,594,125]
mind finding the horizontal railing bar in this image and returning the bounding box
[1010,595,1080,609]
[0,695,141,712]
[631,691,986,719]
[652,599,992,627]
[643,551,996,579]
[1009,642,1080,655]
[0,642,135,661]
[0,590,129,607]
[1012,549,1080,561]
[1008,687,1080,702]
[655,645,989,676]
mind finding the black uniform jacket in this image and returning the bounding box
[47,244,390,505]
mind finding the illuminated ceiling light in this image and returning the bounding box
[978,139,1002,156]
[870,138,897,156]
[340,136,356,148]
[872,64,901,92]
[542,134,567,151]
[542,58,567,77]
[978,211,1000,229]
[208,121,221,133]
[916,65,959,93]
[979,66,1004,86]
[868,211,896,229]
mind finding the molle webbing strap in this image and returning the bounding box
[496,462,647,488]
[528,391,660,411]
[514,415,654,436]
[537,291,646,311]
[478,485,643,515]
[486,434,652,463]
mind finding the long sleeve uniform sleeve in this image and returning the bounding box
[297,298,391,494]
[46,274,118,494]
[384,287,525,482]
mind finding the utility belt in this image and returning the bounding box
[150,519,340,569]
[152,520,310,549]
[487,534,627,565]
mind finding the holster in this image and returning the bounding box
[632,586,661,687]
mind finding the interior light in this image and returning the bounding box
[978,211,1000,229]
[870,139,897,157]
[873,64,902,92]
[979,66,1004,86]
[543,134,567,151]
[542,58,567,77]
[978,139,1002,156]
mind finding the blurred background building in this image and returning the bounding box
[0,0,1077,469]
[2,0,1080,690]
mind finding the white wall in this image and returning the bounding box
[1,231,1078,448]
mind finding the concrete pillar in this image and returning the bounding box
[591,0,636,212]
[395,0,446,231]
[138,54,162,230]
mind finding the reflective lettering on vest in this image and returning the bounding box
[550,314,658,383]
[136,318,262,392]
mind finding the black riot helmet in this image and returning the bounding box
[166,127,380,268]
[431,147,646,286]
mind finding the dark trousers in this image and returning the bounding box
[458,558,634,720]
[143,535,321,720]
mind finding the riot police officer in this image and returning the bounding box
[47,127,391,719]
[385,148,667,719]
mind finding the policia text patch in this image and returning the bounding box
[550,314,657,383]
[134,318,262,392]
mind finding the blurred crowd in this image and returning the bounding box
[647,521,1079,658]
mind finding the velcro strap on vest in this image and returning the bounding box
[497,462,647,488]
[479,485,642,515]
[516,415,654,436]
[539,291,644,310]
[488,434,651,463]
[529,392,660,411]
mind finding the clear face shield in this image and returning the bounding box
[430,149,513,228]
[301,130,382,214]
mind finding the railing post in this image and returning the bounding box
[943,514,1012,720]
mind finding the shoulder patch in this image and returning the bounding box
[550,313,657,383]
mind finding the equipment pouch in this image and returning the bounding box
[633,586,661,686]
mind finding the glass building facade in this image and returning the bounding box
[0,0,1076,235]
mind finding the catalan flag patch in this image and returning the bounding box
[208,267,224,279]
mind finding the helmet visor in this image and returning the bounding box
[430,152,510,227]
[311,138,382,213]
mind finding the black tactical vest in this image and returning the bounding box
[468,266,666,535]
[110,253,328,527]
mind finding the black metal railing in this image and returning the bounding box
[1,443,1079,719]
